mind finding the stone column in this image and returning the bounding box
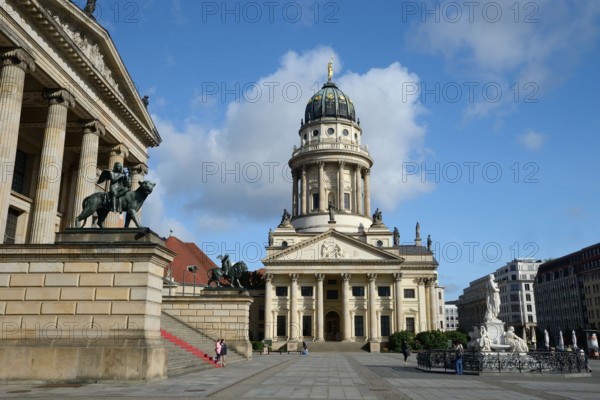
[364,169,371,217]
[342,273,352,341]
[428,278,437,331]
[354,166,361,214]
[29,89,75,244]
[72,120,105,226]
[367,273,378,341]
[103,144,129,228]
[393,272,403,332]
[289,273,299,341]
[0,48,35,237]
[315,273,325,342]
[300,166,307,215]
[417,278,427,332]
[318,162,325,211]
[264,273,274,341]
[337,161,344,209]
[131,163,148,191]
[292,170,298,217]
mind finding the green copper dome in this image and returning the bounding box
[304,81,356,123]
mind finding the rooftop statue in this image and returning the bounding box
[279,209,292,227]
[372,208,382,224]
[98,162,130,213]
[328,56,334,81]
[83,0,96,17]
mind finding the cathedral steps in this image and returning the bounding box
[303,341,370,353]
[160,312,245,376]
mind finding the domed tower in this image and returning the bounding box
[289,61,373,233]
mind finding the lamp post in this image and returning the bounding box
[187,265,198,296]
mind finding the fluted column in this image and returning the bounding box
[292,170,298,217]
[72,120,105,226]
[300,166,307,215]
[131,163,148,191]
[417,278,427,332]
[289,273,299,341]
[103,144,129,228]
[315,273,325,342]
[393,272,403,332]
[428,278,437,331]
[29,89,75,244]
[367,273,378,342]
[337,161,344,209]
[354,166,361,214]
[0,48,35,238]
[264,273,274,341]
[342,273,352,341]
[318,162,325,211]
[364,169,371,216]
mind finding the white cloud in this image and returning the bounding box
[145,47,431,235]
[517,130,545,151]
[408,0,600,118]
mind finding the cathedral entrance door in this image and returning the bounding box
[325,311,341,341]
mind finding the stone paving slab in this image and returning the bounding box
[0,353,597,399]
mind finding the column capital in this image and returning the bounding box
[317,161,324,168]
[393,272,403,281]
[81,120,105,137]
[1,48,35,72]
[265,273,274,282]
[132,163,149,175]
[43,88,75,109]
[315,273,325,282]
[364,168,371,176]
[289,273,299,282]
[109,143,129,159]
[342,273,351,282]
[367,273,377,282]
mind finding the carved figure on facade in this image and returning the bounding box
[75,180,155,228]
[279,209,292,227]
[207,254,248,289]
[328,201,335,221]
[321,241,345,259]
[478,326,492,351]
[372,208,382,225]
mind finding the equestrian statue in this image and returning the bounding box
[207,254,248,289]
[75,162,155,228]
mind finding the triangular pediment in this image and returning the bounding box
[264,230,404,264]
[26,1,159,146]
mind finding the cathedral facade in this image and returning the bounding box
[262,68,443,351]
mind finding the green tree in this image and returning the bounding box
[389,331,415,352]
[445,330,468,347]
[415,330,447,350]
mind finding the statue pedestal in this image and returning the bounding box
[483,320,505,345]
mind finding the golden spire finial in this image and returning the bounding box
[327,55,334,81]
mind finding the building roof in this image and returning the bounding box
[304,81,356,124]
[165,236,218,285]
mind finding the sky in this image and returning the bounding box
[76,0,600,299]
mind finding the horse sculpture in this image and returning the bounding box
[207,261,248,289]
[75,180,156,228]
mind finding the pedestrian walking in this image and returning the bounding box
[401,340,410,365]
[578,349,592,372]
[215,339,222,366]
[220,339,228,367]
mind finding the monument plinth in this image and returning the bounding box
[0,229,174,382]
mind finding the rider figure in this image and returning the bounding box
[221,254,231,276]
[98,162,129,212]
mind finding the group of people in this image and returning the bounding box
[214,338,228,367]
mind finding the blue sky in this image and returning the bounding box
[80,0,600,299]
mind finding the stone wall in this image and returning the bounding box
[0,229,174,382]
[162,290,253,358]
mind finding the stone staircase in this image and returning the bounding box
[160,312,245,376]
